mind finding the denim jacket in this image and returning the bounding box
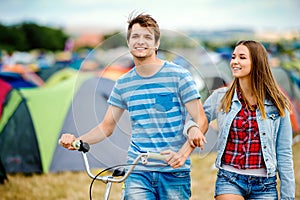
[203,87,295,199]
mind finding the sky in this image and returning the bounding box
[0,0,300,34]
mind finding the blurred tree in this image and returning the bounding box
[21,23,68,51]
[0,24,28,51]
[0,22,68,51]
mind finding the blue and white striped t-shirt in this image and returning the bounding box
[108,61,200,172]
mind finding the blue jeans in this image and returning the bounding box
[215,169,278,199]
[124,171,191,200]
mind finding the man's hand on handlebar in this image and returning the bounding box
[59,133,77,150]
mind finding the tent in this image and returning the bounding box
[0,69,79,174]
[271,67,300,133]
[0,72,37,88]
[0,73,42,178]
[50,77,131,171]
[0,69,131,175]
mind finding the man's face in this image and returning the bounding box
[127,23,158,59]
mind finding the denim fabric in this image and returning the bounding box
[203,87,295,199]
[124,171,191,200]
[215,169,278,199]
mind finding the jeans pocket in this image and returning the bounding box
[218,169,238,183]
[262,177,277,192]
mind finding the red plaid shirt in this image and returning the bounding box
[222,89,266,169]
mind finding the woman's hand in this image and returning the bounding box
[187,127,207,149]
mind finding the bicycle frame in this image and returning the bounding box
[70,140,166,200]
[81,152,157,183]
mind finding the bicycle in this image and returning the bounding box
[60,140,167,200]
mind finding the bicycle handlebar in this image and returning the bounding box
[147,152,168,161]
[58,139,167,184]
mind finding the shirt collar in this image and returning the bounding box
[231,87,274,106]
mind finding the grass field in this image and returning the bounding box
[1,142,299,200]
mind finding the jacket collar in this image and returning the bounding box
[231,88,274,106]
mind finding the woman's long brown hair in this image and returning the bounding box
[219,40,291,119]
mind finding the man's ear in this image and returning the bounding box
[155,40,160,50]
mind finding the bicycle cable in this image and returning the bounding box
[89,162,168,200]
[89,163,137,200]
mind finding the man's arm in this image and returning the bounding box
[60,105,124,150]
[185,98,208,148]
[161,141,197,168]
[161,98,208,168]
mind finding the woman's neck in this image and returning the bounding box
[238,79,257,106]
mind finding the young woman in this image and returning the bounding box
[186,40,295,199]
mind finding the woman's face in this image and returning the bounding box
[230,44,252,79]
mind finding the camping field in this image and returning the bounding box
[1,142,300,200]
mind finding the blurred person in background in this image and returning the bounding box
[60,13,208,199]
[185,40,295,199]
[1,51,16,69]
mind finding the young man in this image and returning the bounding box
[60,13,208,199]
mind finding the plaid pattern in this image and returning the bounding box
[222,89,266,169]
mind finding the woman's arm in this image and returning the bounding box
[276,110,295,199]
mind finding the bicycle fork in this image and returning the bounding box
[103,182,112,200]
[103,181,125,200]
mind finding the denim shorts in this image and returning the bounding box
[215,168,278,199]
[124,171,191,200]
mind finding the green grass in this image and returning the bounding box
[1,142,300,200]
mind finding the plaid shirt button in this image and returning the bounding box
[222,88,266,169]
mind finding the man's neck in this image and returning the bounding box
[134,57,164,77]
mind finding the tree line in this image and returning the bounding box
[0,22,68,52]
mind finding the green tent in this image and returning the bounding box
[0,69,92,173]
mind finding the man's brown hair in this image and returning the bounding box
[127,13,160,44]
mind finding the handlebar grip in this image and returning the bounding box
[71,140,81,150]
[147,152,167,161]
